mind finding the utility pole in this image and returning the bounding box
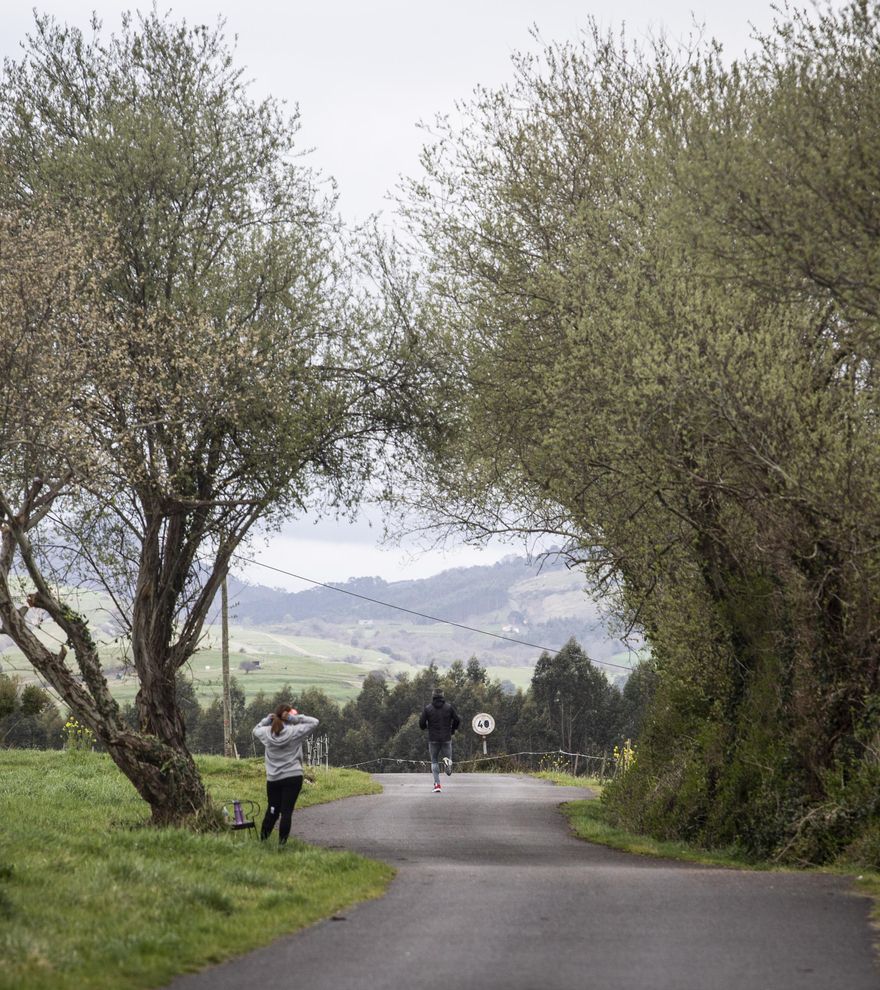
[221,574,234,758]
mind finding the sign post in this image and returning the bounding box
[472,712,496,756]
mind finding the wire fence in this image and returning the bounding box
[339,749,621,780]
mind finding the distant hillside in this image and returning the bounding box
[226,555,628,668]
[229,555,549,623]
[0,556,637,706]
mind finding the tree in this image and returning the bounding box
[175,672,202,738]
[190,677,245,755]
[290,686,343,755]
[0,673,63,748]
[531,640,619,752]
[237,688,273,758]
[466,656,489,686]
[393,3,880,858]
[617,661,657,743]
[386,713,425,763]
[0,12,419,823]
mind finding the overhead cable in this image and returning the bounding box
[232,554,636,673]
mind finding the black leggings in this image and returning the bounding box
[261,775,304,844]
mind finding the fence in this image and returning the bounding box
[305,733,330,770]
[339,749,621,780]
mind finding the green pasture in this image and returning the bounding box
[0,750,391,990]
[1,614,540,706]
[133,647,374,705]
[606,648,650,670]
[483,665,533,690]
[0,644,376,706]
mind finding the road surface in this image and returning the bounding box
[165,773,878,990]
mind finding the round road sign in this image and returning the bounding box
[472,712,495,735]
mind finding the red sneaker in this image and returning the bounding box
[433,782,442,792]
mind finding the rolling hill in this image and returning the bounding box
[0,555,639,705]
[222,553,634,670]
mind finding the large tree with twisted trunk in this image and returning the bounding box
[0,11,421,823]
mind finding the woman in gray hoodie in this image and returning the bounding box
[253,702,319,845]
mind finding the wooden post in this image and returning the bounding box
[221,575,233,758]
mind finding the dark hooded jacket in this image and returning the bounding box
[419,696,461,743]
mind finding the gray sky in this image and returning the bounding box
[2,1,839,586]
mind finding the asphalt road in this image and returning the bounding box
[165,773,878,990]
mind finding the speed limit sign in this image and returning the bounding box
[472,713,495,736]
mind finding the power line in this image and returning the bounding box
[231,554,635,673]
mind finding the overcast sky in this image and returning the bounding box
[2,1,842,587]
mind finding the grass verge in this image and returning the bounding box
[0,750,392,990]
[560,797,767,869]
[530,770,603,790]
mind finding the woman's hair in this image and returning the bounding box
[271,703,292,736]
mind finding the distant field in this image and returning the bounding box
[484,665,533,690]
[606,648,650,669]
[0,624,641,707]
[1,620,541,707]
[0,567,633,711]
[126,651,371,704]
[2,642,385,706]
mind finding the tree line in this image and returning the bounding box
[0,642,655,767]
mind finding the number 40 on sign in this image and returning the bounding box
[472,712,495,755]
[472,713,495,735]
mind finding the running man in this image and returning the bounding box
[419,688,461,792]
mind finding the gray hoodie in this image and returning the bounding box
[253,714,320,781]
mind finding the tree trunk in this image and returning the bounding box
[0,536,209,826]
[105,732,208,825]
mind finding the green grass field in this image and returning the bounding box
[0,572,623,714]
[127,647,373,705]
[2,619,540,707]
[0,750,392,990]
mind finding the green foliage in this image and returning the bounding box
[0,749,389,990]
[617,663,658,741]
[0,8,423,822]
[531,639,621,752]
[393,1,880,862]
[0,674,16,719]
[0,673,63,749]
[18,684,50,718]
[466,656,489,685]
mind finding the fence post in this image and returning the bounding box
[600,754,607,780]
[306,733,330,769]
